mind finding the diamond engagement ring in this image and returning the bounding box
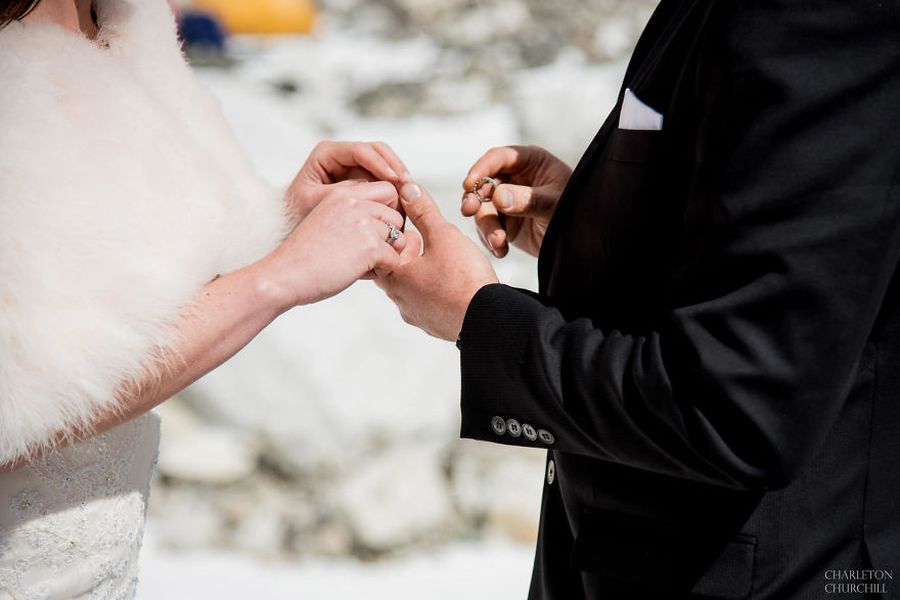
[472,176,500,203]
[386,223,401,245]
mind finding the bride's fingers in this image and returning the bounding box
[372,241,402,278]
[363,207,407,256]
[367,201,405,231]
[348,142,407,184]
[314,178,373,203]
[370,141,411,182]
[339,167,380,183]
[379,221,408,254]
[330,178,372,187]
[319,142,402,184]
[332,181,399,210]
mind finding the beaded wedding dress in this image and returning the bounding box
[0,415,160,600]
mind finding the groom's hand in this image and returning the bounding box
[287,141,411,227]
[376,183,499,341]
[461,145,572,258]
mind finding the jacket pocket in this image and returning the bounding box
[571,509,756,599]
[606,128,666,164]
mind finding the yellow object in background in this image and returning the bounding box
[190,0,317,35]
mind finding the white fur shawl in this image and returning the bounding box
[0,0,288,464]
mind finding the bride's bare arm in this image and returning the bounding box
[0,181,407,472]
[109,259,287,434]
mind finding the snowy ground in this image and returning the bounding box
[138,534,534,600]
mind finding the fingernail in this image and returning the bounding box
[497,189,513,210]
[401,183,422,202]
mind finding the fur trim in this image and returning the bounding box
[0,0,288,464]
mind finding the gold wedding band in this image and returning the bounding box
[472,176,500,203]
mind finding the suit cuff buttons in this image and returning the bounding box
[490,416,555,445]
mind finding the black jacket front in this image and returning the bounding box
[457,1,900,598]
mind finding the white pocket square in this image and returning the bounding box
[619,88,664,131]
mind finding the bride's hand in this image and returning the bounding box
[286,141,410,227]
[461,145,572,258]
[262,181,407,309]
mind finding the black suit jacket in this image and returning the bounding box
[457,1,900,598]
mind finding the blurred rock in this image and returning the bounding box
[323,0,657,68]
[510,49,628,163]
[156,398,260,485]
[306,521,356,557]
[353,81,425,118]
[525,0,657,63]
[450,441,545,543]
[391,0,470,24]
[232,509,287,557]
[352,74,494,118]
[332,442,456,552]
[422,75,494,115]
[433,2,532,48]
[592,19,637,60]
[149,487,227,550]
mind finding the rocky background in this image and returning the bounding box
[148,0,655,563]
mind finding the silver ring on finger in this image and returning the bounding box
[385,222,401,245]
[472,176,500,203]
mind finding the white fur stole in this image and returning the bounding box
[0,0,288,464]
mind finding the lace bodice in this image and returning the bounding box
[0,413,160,600]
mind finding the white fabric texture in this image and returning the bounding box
[0,0,288,466]
[0,412,161,600]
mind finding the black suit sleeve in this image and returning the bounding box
[458,0,900,490]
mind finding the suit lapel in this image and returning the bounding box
[537,0,707,294]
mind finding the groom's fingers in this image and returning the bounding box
[400,228,424,259]
[399,183,445,239]
[474,206,508,258]
[463,146,521,193]
[492,183,556,219]
[461,192,482,217]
